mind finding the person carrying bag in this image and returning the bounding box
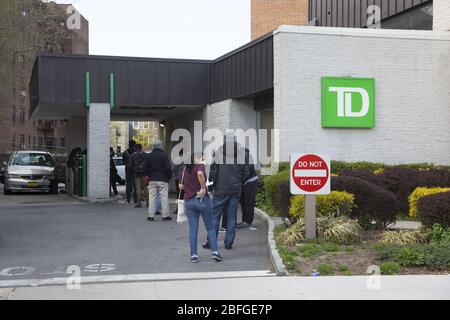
[179,153,223,263]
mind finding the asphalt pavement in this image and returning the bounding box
[0,185,271,284]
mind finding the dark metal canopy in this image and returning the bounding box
[30,34,274,119]
[309,0,432,28]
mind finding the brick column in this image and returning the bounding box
[87,103,110,200]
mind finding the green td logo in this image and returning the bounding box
[321,77,375,128]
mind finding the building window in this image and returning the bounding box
[28,135,31,148]
[19,107,25,124]
[12,134,16,149]
[19,134,25,149]
[46,138,56,150]
[12,106,16,122]
[38,137,43,148]
[60,138,66,148]
[33,136,36,149]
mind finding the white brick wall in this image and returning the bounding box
[203,99,256,134]
[434,0,450,31]
[274,26,450,165]
[87,103,110,200]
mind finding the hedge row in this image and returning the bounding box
[418,191,450,228]
[276,161,450,175]
[259,161,450,228]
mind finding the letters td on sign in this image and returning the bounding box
[290,154,331,239]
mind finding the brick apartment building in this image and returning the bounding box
[252,0,433,39]
[0,0,88,160]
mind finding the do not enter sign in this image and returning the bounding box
[290,154,331,195]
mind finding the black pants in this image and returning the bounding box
[126,171,137,203]
[110,174,118,196]
[240,180,258,225]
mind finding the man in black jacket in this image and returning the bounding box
[145,140,172,221]
[207,138,250,249]
[131,144,148,208]
[122,140,137,204]
[237,148,259,230]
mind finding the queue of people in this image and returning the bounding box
[110,137,258,264]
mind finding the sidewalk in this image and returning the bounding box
[2,274,449,300]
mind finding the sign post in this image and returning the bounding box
[290,154,331,240]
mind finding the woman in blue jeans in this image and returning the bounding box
[180,154,223,263]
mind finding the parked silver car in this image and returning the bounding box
[2,151,58,195]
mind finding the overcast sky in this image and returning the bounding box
[54,0,251,59]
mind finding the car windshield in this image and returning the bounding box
[11,153,55,167]
[113,158,123,166]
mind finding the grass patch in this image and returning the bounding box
[322,242,341,252]
[338,265,350,272]
[317,263,334,275]
[342,270,354,276]
[343,245,355,252]
[380,262,400,275]
[297,243,322,258]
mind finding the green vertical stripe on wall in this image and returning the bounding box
[110,73,115,109]
[85,72,90,107]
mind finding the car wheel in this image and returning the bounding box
[3,188,11,195]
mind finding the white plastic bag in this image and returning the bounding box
[176,199,187,224]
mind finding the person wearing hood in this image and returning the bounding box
[205,136,250,250]
[122,140,137,204]
[145,140,172,221]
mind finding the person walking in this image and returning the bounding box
[237,148,259,230]
[123,140,137,204]
[181,153,223,263]
[110,147,119,197]
[146,140,172,221]
[131,144,148,208]
[171,149,185,215]
[204,138,249,250]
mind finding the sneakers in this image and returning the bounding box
[237,222,257,231]
[225,244,233,250]
[218,227,226,233]
[191,255,199,263]
[155,211,161,215]
[147,217,155,221]
[212,252,223,262]
[162,216,172,221]
[135,203,142,208]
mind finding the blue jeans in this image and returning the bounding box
[213,194,240,247]
[185,197,218,256]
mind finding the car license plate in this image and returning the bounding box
[28,181,38,188]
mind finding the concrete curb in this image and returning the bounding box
[255,208,289,276]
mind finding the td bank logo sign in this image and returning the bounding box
[322,77,375,128]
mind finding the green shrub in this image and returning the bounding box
[331,161,386,175]
[297,243,322,258]
[395,247,424,267]
[331,176,401,229]
[277,181,291,217]
[376,243,450,270]
[379,230,426,245]
[417,191,450,228]
[317,263,334,275]
[255,191,265,209]
[275,215,362,246]
[316,216,363,244]
[289,191,355,219]
[380,262,400,275]
[426,224,450,244]
[275,221,305,246]
[264,170,289,211]
[408,187,450,218]
[423,242,450,270]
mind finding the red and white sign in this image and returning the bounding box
[290,153,331,195]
